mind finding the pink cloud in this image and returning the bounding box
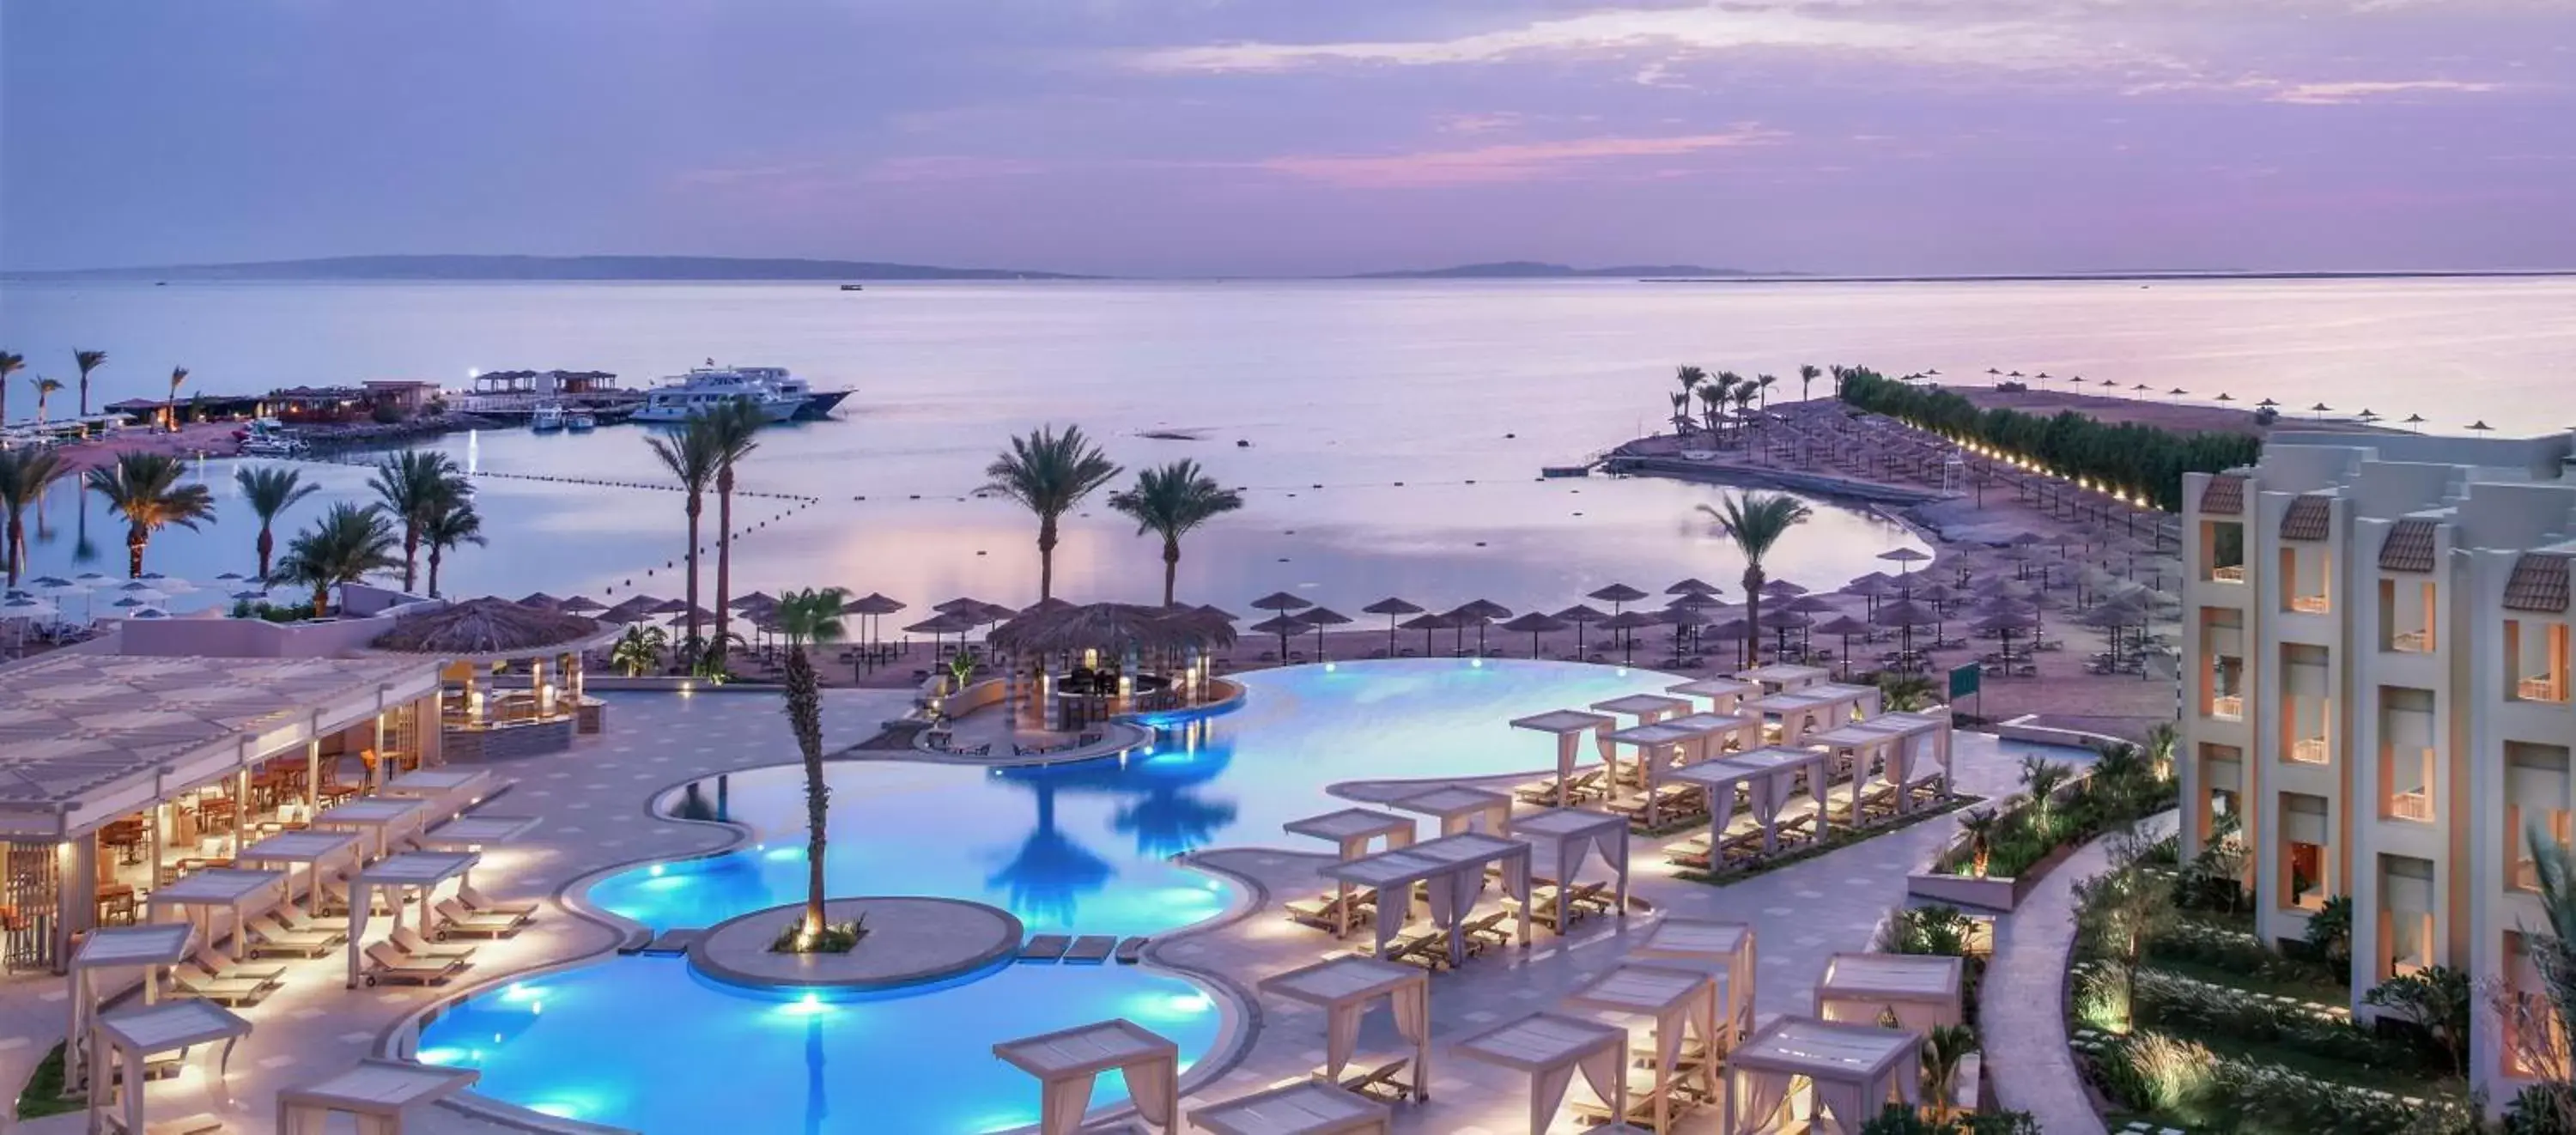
[1254,128,1783,188]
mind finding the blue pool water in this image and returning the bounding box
[419,660,1681,1133]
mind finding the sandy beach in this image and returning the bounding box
[42,421,243,471]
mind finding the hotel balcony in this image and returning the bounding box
[2519,673,2567,703]
[2390,629,2433,653]
[2519,859,2542,892]
[2385,790,2433,822]
[2290,737,2331,765]
[2210,565,2247,584]
[2209,695,2245,721]
[2289,593,2331,615]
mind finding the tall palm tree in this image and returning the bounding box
[0,351,21,426]
[163,367,189,431]
[1756,373,1779,410]
[1698,491,1813,668]
[982,424,1121,603]
[420,491,485,598]
[29,377,62,425]
[1107,460,1243,605]
[1673,365,1707,432]
[275,503,400,616]
[73,349,106,418]
[647,417,724,655]
[772,586,849,944]
[367,450,465,593]
[703,400,766,671]
[234,466,319,582]
[1707,371,1742,437]
[1798,363,1822,405]
[0,450,74,586]
[85,452,215,578]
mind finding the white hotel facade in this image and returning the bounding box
[2178,429,2576,1103]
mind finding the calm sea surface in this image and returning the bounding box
[2,277,2568,613]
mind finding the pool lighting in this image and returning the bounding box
[1323,662,1336,672]
[1164,992,1212,1016]
[776,992,834,1018]
[763,846,804,863]
[530,1102,586,1120]
[649,864,665,877]
[501,982,547,1004]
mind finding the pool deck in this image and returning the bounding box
[0,685,2083,1135]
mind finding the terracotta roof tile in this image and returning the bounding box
[2379,519,2439,574]
[2505,553,2571,614]
[2200,475,2246,516]
[2279,495,2333,543]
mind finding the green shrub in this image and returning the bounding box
[2118,964,2433,1072]
[2506,1083,2576,1135]
[1858,1107,2043,1135]
[2144,920,2339,989]
[15,1042,81,1119]
[1838,369,2260,510]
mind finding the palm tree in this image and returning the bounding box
[646,417,724,654]
[982,424,1122,603]
[773,586,849,944]
[1876,671,1938,712]
[2507,830,2576,1125]
[0,450,74,586]
[419,491,485,598]
[1798,363,1822,405]
[1923,1023,1980,1119]
[234,466,319,582]
[1673,366,1707,432]
[2020,756,2074,826]
[1756,373,1778,410]
[1730,382,1759,444]
[1959,809,1999,877]
[704,400,766,671]
[29,377,62,425]
[163,367,188,431]
[609,624,668,677]
[1708,371,1743,438]
[367,451,465,593]
[84,452,215,578]
[73,349,106,418]
[275,503,400,616]
[1106,460,1243,605]
[1698,491,1813,668]
[0,351,21,425]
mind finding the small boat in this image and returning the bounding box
[839,283,865,291]
[565,410,597,433]
[531,404,566,433]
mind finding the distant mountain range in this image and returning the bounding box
[4,254,1093,282]
[1348,260,1787,279]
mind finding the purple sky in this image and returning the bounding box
[3,1,2568,276]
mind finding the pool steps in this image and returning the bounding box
[1015,934,1149,965]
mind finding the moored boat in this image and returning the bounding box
[530,404,566,432]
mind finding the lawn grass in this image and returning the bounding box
[2147,955,2347,1009]
[15,1042,82,1120]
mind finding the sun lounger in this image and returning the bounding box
[248,913,343,958]
[191,948,284,987]
[1313,1056,1414,1102]
[1284,891,1372,933]
[1565,881,1614,914]
[1458,911,1513,955]
[1018,934,1071,962]
[1369,927,1450,971]
[1514,768,1603,805]
[433,898,527,937]
[1114,937,1148,964]
[140,1112,224,1135]
[362,941,465,986]
[1062,935,1115,964]
[392,926,477,962]
[170,968,270,1006]
[459,882,538,918]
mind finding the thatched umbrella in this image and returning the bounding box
[729,592,778,610]
[1194,604,1239,624]
[1499,611,1567,658]
[986,602,1238,659]
[1588,583,1648,614]
[1878,546,1930,587]
[558,595,606,614]
[517,592,562,609]
[1553,604,1607,655]
[935,596,998,616]
[906,610,980,654]
[371,597,612,659]
[1298,607,1352,661]
[1874,598,1937,657]
[1599,610,1658,665]
[1249,613,1305,659]
[1362,598,1424,657]
[839,592,906,663]
[1977,610,2038,665]
[1842,574,1894,620]
[1398,611,1455,657]
[1249,591,1313,615]
[1761,579,1808,600]
[601,595,662,624]
[1815,614,1872,679]
[1449,599,1512,657]
[1666,578,1722,598]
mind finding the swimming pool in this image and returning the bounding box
[418,659,1681,1133]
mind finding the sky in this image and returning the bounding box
[1,0,2569,276]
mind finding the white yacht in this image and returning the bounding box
[530,404,567,433]
[629,363,810,424]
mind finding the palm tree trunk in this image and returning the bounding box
[714,469,735,667]
[313,583,331,617]
[256,525,275,583]
[1162,537,1180,606]
[401,529,420,593]
[128,526,148,579]
[1742,567,1764,670]
[1036,515,1058,603]
[784,646,829,938]
[683,493,704,651]
[3,515,21,586]
[428,547,445,598]
[78,375,88,417]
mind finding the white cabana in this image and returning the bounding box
[1602,719,1699,827]
[1320,832,1532,971]
[87,998,250,1135]
[1191,1080,1389,1135]
[343,851,477,989]
[1736,663,1831,695]
[1450,1012,1629,1135]
[1284,808,1417,937]
[313,796,432,860]
[66,924,194,1087]
[1815,952,1965,1033]
[1387,785,1512,837]
[1673,746,1833,861]
[1807,712,1954,814]
[380,768,498,823]
[1629,919,1759,1042]
[991,1018,1180,1135]
[236,830,362,921]
[1504,807,1628,932]
[276,1058,481,1135]
[1668,677,1760,715]
[1507,708,1616,806]
[1747,683,1882,747]
[1660,711,1765,763]
[1589,692,1692,729]
[1726,1016,1922,1135]
[1561,964,1721,1132]
[147,868,285,962]
[420,813,541,851]
[1258,956,1432,1102]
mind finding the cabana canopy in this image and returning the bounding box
[1320,832,1532,970]
[1673,746,1832,856]
[1561,965,1720,1132]
[1508,709,1615,807]
[986,602,1237,655]
[1630,919,1759,1041]
[149,868,286,962]
[276,1059,482,1135]
[236,829,363,920]
[1667,677,1759,714]
[88,998,250,1135]
[1727,1017,1922,1135]
[66,924,196,1085]
[1387,785,1512,837]
[421,814,542,851]
[1258,956,1432,1102]
[1506,808,1628,931]
[1736,663,1830,694]
[1815,952,1965,1033]
[380,768,498,823]
[1807,710,1954,813]
[368,597,615,660]
[1284,809,1415,859]
[313,796,432,859]
[1747,682,1882,746]
[1589,692,1692,727]
[1450,1013,1629,1135]
[343,851,477,988]
[1191,1081,1390,1135]
[992,1018,1181,1135]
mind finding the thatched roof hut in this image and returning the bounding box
[986,602,1237,656]
[370,597,617,660]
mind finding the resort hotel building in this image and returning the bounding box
[2178,428,2576,1103]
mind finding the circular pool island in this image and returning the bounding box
[689,896,1023,992]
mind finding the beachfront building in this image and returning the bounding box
[2178,429,2576,1103]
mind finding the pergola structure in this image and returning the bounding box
[1737,663,1831,695]
[313,796,431,861]
[234,830,361,921]
[380,768,498,824]
[1387,785,1512,837]
[416,814,541,874]
[1807,711,1955,813]
[1814,952,1965,1032]
[87,998,250,1135]
[1673,746,1833,858]
[1505,807,1628,932]
[1257,956,1432,1102]
[1629,919,1759,1041]
[986,603,1238,731]
[1560,964,1721,1132]
[991,1018,1181,1135]
[1667,677,1760,715]
[1725,1016,1922,1135]
[276,1059,481,1135]
[343,851,477,988]
[1747,682,1883,747]
[1589,692,1692,730]
[1601,717,1733,827]
[146,868,285,962]
[1506,709,1615,806]
[1659,710,1765,763]
[64,924,195,1087]
[1284,808,1415,937]
[1320,832,1532,970]
[1190,1081,1391,1135]
[1449,1012,1629,1135]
